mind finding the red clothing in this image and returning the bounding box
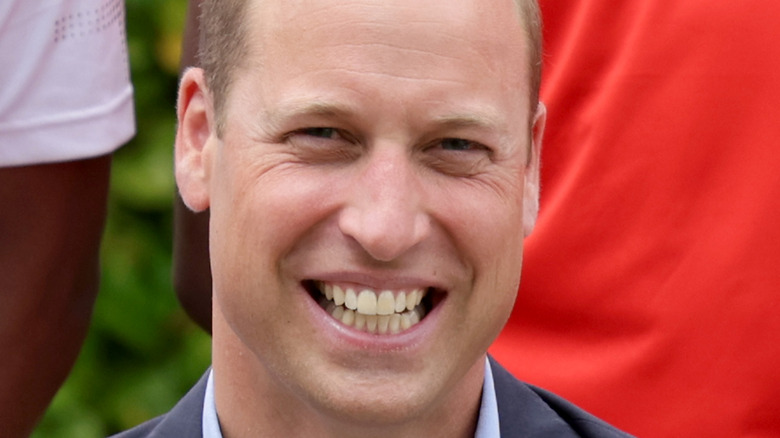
[490,2,780,437]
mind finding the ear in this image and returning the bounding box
[175,67,217,212]
[522,102,546,237]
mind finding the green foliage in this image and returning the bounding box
[32,1,211,436]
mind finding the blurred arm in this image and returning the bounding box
[0,155,111,437]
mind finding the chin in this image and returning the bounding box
[299,368,444,428]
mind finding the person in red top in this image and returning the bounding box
[490,2,780,437]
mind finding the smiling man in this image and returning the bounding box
[115,0,631,437]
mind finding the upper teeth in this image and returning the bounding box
[321,283,425,316]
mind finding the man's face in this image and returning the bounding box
[178,0,543,429]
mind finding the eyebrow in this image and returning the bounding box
[263,100,356,132]
[431,111,503,133]
[262,99,505,134]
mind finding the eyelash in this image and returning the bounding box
[298,127,338,139]
[437,138,491,153]
[287,127,357,144]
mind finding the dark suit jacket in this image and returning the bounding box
[112,358,633,437]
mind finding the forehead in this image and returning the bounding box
[255,0,524,37]
[248,1,527,76]
[234,0,532,127]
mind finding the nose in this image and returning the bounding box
[338,147,431,262]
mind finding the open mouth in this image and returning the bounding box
[304,280,438,335]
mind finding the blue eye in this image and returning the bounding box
[441,138,475,151]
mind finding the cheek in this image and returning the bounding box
[467,227,524,350]
[443,186,525,317]
[208,159,344,287]
[442,182,526,269]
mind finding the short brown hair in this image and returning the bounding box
[198,0,251,132]
[516,0,543,117]
[198,0,542,133]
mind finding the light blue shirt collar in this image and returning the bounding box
[202,357,499,438]
[202,370,221,438]
[475,357,501,438]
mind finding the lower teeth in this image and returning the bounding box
[322,299,425,334]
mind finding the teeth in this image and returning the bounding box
[354,312,366,330]
[357,290,377,315]
[401,313,414,331]
[317,283,429,334]
[324,283,334,301]
[394,291,407,313]
[319,283,426,316]
[406,289,418,311]
[333,285,345,306]
[389,314,401,334]
[366,314,378,333]
[376,291,395,315]
[410,308,422,325]
[341,309,355,326]
[377,315,391,334]
[345,288,358,310]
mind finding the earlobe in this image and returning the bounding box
[175,67,216,212]
[522,102,546,237]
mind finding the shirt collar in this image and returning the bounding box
[202,369,222,438]
[202,357,499,438]
[475,356,501,438]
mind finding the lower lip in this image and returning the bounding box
[301,285,442,352]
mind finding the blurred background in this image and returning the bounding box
[31,0,212,436]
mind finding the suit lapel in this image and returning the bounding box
[148,370,209,437]
[490,357,580,438]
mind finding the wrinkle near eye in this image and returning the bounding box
[284,127,362,164]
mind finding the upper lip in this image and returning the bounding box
[301,270,448,294]
[301,271,448,324]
